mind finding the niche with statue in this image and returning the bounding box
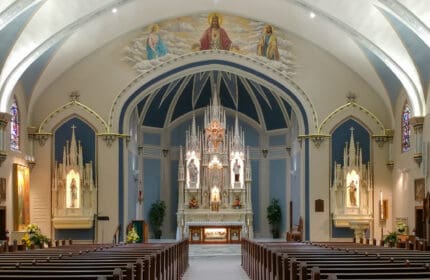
[330,127,373,239]
[52,122,97,229]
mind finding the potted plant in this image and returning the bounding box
[149,200,166,239]
[384,231,397,247]
[267,198,282,238]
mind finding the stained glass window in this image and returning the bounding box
[10,97,20,151]
[401,103,410,153]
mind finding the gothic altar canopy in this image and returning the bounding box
[176,92,253,241]
[52,126,97,229]
[330,127,373,238]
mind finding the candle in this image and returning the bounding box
[380,191,384,220]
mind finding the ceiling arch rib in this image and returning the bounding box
[291,0,425,117]
[376,0,430,48]
[0,0,133,112]
[0,0,44,31]
[135,70,294,131]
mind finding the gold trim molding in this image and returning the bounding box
[371,129,393,147]
[28,132,52,146]
[98,133,130,146]
[298,134,331,148]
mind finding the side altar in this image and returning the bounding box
[330,128,373,239]
[176,93,253,242]
[52,126,97,229]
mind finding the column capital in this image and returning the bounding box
[0,112,12,128]
[410,116,424,132]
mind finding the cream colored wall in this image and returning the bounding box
[391,91,426,236]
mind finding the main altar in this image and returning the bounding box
[176,93,253,243]
[330,128,373,239]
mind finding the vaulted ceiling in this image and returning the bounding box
[0,0,429,124]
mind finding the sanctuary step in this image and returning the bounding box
[182,244,249,280]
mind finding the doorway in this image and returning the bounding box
[0,207,5,240]
[415,206,423,238]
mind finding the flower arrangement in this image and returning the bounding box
[189,196,199,209]
[396,221,407,234]
[126,225,140,243]
[21,223,48,248]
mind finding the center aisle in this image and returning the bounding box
[181,244,250,280]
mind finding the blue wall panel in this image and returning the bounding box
[127,151,137,222]
[290,153,301,226]
[143,133,161,145]
[170,160,179,233]
[251,160,260,232]
[143,159,161,223]
[270,159,286,233]
[269,135,285,146]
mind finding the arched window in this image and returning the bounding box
[401,103,411,153]
[10,97,20,151]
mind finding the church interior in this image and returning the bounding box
[0,1,429,273]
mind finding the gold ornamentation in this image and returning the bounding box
[297,134,331,148]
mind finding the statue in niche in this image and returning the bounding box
[69,178,78,208]
[52,125,97,229]
[233,159,241,182]
[348,180,357,206]
[188,159,198,187]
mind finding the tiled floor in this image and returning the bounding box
[181,244,250,280]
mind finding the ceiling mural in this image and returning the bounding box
[122,13,295,78]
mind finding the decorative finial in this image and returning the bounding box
[70,91,80,102]
[346,91,356,103]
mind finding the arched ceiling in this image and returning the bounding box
[0,0,429,121]
[138,70,292,131]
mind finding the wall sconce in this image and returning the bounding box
[162,149,169,157]
[262,149,268,158]
[25,155,36,170]
[286,146,291,156]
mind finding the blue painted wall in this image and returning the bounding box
[170,160,179,232]
[251,160,260,232]
[54,118,95,166]
[290,153,301,226]
[331,119,370,238]
[270,159,286,233]
[269,135,285,146]
[143,159,161,224]
[127,151,137,222]
[143,133,161,145]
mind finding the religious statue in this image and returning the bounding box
[233,159,241,182]
[348,180,357,206]
[188,159,198,186]
[200,13,232,50]
[70,178,78,208]
[257,24,280,60]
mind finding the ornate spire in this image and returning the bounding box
[70,125,78,166]
[348,127,356,167]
